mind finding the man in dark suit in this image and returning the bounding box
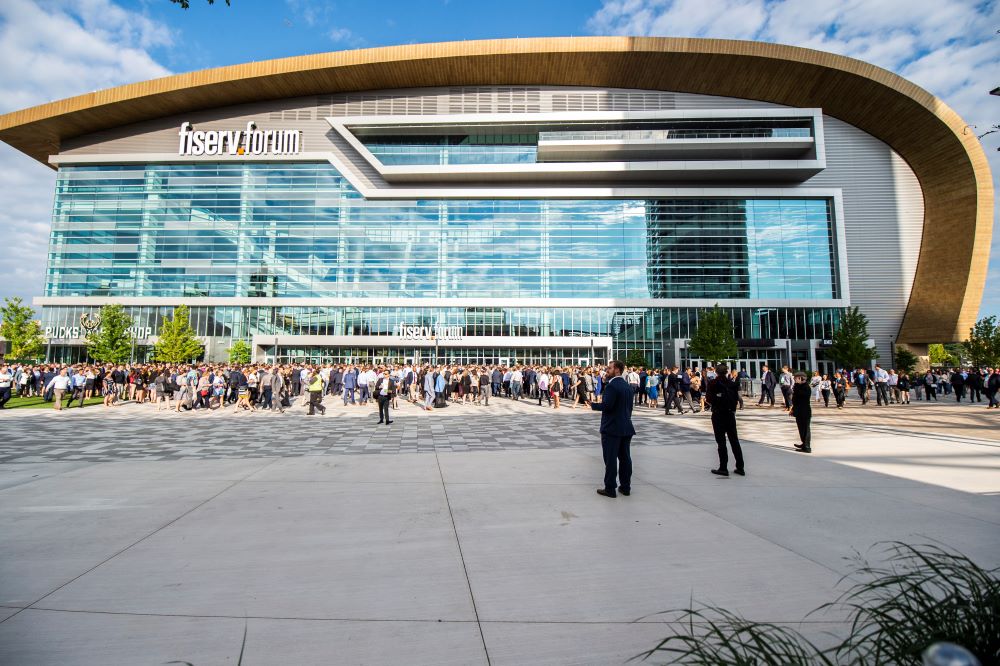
[758,365,777,407]
[588,360,635,498]
[706,364,745,476]
[664,366,684,415]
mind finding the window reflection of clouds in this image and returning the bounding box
[51,163,836,300]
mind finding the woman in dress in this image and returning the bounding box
[461,369,472,404]
[572,373,587,409]
[897,372,911,404]
[550,368,562,409]
[647,369,660,409]
[103,373,118,407]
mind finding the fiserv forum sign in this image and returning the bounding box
[178,121,301,156]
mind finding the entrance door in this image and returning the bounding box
[736,360,761,379]
[816,359,835,378]
[499,357,509,368]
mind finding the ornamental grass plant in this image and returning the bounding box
[637,542,999,665]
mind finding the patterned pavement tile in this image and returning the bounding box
[0,396,714,462]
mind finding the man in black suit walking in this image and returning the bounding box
[588,359,635,498]
[758,365,777,407]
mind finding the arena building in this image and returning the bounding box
[0,37,992,374]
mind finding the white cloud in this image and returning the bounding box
[0,0,173,306]
[328,26,365,47]
[588,0,1000,319]
[282,1,365,46]
[284,0,334,28]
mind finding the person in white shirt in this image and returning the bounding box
[510,368,523,400]
[873,364,891,406]
[819,375,832,407]
[70,370,88,408]
[46,369,72,410]
[537,370,550,407]
[810,371,822,402]
[887,369,900,404]
[320,365,331,395]
[627,369,640,405]
[299,367,311,400]
[0,365,12,409]
[357,366,372,405]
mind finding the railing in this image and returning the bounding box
[538,128,812,141]
[366,145,538,165]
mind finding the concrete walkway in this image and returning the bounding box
[0,399,997,664]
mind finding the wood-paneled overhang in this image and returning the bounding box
[0,37,990,344]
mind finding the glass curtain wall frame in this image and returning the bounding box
[48,163,839,301]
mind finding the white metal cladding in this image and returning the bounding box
[803,117,924,359]
[54,85,924,360]
[58,87,797,155]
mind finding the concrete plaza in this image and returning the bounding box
[0,395,998,665]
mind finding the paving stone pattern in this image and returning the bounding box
[0,403,708,462]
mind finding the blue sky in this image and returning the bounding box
[137,0,608,70]
[0,0,997,326]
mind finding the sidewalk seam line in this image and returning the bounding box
[434,450,492,666]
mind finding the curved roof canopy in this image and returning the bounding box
[0,36,991,344]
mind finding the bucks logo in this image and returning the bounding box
[80,312,102,332]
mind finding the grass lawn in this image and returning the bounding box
[2,395,106,410]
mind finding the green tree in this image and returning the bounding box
[0,297,45,360]
[624,349,649,368]
[929,343,959,367]
[893,347,918,374]
[228,340,252,365]
[826,306,877,369]
[963,315,1000,368]
[86,304,134,364]
[687,305,738,364]
[153,305,203,363]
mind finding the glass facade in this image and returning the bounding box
[359,118,814,165]
[43,161,842,365]
[48,163,837,300]
[41,305,842,369]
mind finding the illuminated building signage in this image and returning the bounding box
[177,121,301,156]
[393,324,463,341]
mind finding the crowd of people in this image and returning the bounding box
[2,359,997,487]
[0,361,997,420]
